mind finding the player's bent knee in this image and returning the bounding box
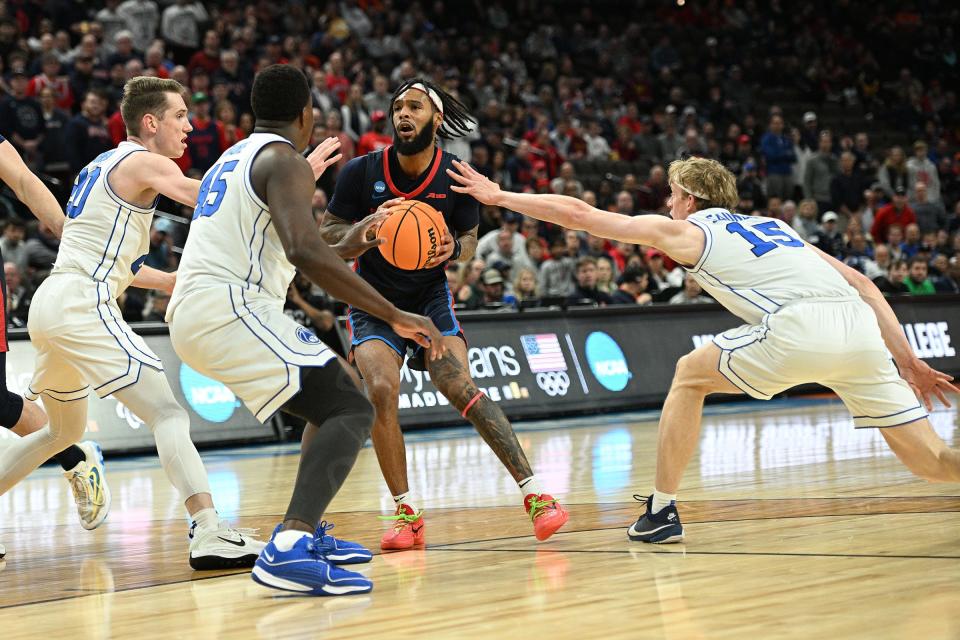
[365,376,399,405]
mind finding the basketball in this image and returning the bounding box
[377,200,448,270]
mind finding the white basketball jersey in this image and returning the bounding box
[54,141,156,296]
[685,208,857,324]
[169,133,296,315]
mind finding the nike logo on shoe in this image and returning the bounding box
[218,536,247,547]
[411,525,423,534]
[263,551,275,562]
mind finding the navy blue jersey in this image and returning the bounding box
[327,145,479,300]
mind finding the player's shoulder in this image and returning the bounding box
[438,148,462,166]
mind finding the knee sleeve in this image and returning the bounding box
[283,363,375,439]
[0,391,24,429]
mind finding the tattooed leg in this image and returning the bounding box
[427,337,533,481]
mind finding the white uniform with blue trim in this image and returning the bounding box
[167,133,336,422]
[27,141,165,401]
[685,208,925,428]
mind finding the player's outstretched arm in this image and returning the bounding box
[130,265,176,294]
[258,145,446,360]
[811,244,954,410]
[0,138,65,237]
[129,152,201,208]
[447,160,703,265]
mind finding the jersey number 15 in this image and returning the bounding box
[725,220,803,257]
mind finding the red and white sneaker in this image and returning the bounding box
[379,504,425,551]
[525,494,569,541]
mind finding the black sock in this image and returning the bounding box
[52,445,86,471]
[281,364,374,525]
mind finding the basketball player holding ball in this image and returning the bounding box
[321,79,568,550]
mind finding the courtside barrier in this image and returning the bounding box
[6,295,957,451]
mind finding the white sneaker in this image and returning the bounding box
[188,522,265,570]
[63,441,111,530]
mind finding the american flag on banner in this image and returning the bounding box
[520,334,567,372]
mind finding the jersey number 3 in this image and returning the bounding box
[725,220,803,257]
[193,160,239,219]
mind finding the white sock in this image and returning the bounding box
[518,476,542,498]
[652,490,676,514]
[274,529,310,551]
[393,492,416,513]
[192,507,219,531]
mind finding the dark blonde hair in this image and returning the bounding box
[120,76,186,136]
[667,156,740,211]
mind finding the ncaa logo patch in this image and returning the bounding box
[179,364,239,423]
[374,180,387,194]
[296,326,321,344]
[585,332,631,392]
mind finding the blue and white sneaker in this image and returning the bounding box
[252,528,373,596]
[314,521,373,564]
[64,441,111,530]
[627,495,685,543]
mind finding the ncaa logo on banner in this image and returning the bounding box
[585,332,631,392]
[520,334,570,397]
[179,364,240,423]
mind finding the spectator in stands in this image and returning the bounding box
[646,249,683,291]
[65,89,111,174]
[550,162,583,198]
[539,232,579,298]
[215,100,244,148]
[873,258,910,295]
[356,110,391,156]
[214,49,251,113]
[658,112,683,160]
[909,182,947,235]
[899,223,924,259]
[780,199,797,226]
[596,256,616,295]
[145,218,176,271]
[567,257,612,307]
[799,111,819,151]
[0,71,45,169]
[736,161,765,212]
[612,190,635,216]
[811,212,845,258]
[363,74,391,116]
[853,132,878,177]
[4,261,32,327]
[873,243,893,277]
[871,186,916,244]
[844,232,883,279]
[106,30,140,69]
[118,0,160,52]
[934,258,960,293]
[610,267,652,305]
[27,52,72,111]
[512,267,539,307]
[877,146,909,198]
[477,209,525,260]
[187,30,220,77]
[184,92,225,174]
[37,86,69,175]
[760,114,796,199]
[161,0,208,65]
[340,83,371,143]
[22,222,59,281]
[479,268,511,309]
[143,290,171,323]
[453,259,485,308]
[0,221,27,273]
[669,274,712,305]
[831,151,865,222]
[483,228,535,274]
[903,256,936,295]
[907,140,941,204]
[804,131,839,216]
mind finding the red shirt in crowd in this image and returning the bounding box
[871,203,916,243]
[27,73,73,110]
[356,130,392,157]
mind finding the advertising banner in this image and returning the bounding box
[4,331,273,453]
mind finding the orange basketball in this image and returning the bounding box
[377,200,448,270]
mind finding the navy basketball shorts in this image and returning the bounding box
[348,281,465,371]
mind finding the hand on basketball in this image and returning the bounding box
[306,137,343,181]
[391,311,446,361]
[334,210,391,259]
[424,228,455,268]
[447,160,502,205]
[901,359,955,411]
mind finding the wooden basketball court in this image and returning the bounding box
[1,397,958,639]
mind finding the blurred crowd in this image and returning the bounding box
[1,0,958,330]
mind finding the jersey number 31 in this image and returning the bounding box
[725,220,803,257]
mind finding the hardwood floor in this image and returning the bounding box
[1,398,957,639]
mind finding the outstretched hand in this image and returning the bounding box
[900,359,955,411]
[446,160,502,205]
[335,211,389,259]
[306,137,343,181]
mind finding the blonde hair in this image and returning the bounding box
[667,156,739,211]
[120,76,186,136]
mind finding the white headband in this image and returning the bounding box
[401,83,444,115]
[675,181,709,201]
